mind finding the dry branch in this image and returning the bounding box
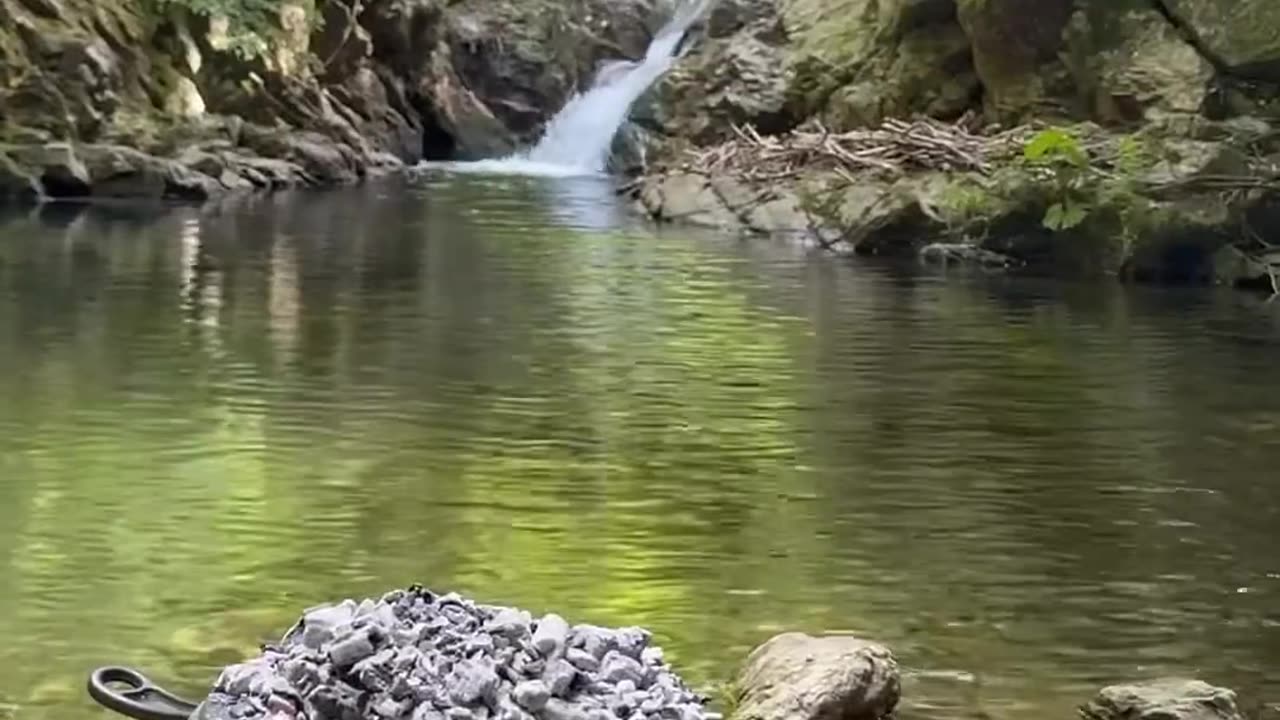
[681,118,1032,182]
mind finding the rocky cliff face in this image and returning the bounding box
[0,0,671,200]
[636,0,1280,288]
[654,0,1280,138]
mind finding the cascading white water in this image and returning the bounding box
[431,0,712,177]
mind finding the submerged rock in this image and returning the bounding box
[1082,679,1245,720]
[193,587,710,720]
[735,633,900,720]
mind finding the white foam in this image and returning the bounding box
[425,0,714,178]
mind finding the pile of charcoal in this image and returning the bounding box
[196,586,716,720]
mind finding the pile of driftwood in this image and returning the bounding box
[681,118,1030,182]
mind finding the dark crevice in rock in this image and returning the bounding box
[417,105,456,161]
[40,171,90,199]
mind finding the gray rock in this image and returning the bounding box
[449,709,475,720]
[329,630,377,668]
[566,649,600,673]
[514,681,551,712]
[533,615,570,657]
[375,697,414,718]
[414,707,446,720]
[541,699,590,720]
[0,153,43,199]
[599,653,644,688]
[487,609,532,638]
[543,659,578,698]
[448,660,499,705]
[639,648,663,667]
[1082,679,1244,720]
[10,143,90,197]
[735,633,899,720]
[302,603,357,649]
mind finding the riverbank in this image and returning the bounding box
[626,115,1280,289]
[619,0,1280,290]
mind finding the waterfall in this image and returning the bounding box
[428,0,712,177]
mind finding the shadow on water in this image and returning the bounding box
[1,178,1279,720]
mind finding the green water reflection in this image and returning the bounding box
[0,178,1278,720]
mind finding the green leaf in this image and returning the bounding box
[1042,200,1088,231]
[1024,127,1087,167]
[1042,202,1065,230]
[1059,200,1087,228]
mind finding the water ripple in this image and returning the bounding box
[1,188,1279,720]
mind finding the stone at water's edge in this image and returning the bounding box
[735,633,900,720]
[1082,679,1245,720]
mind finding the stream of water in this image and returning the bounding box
[1,175,1279,720]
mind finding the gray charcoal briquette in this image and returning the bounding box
[541,699,589,720]
[541,659,577,698]
[486,609,531,638]
[413,705,446,720]
[565,649,599,673]
[448,708,474,720]
[329,629,377,668]
[513,681,550,711]
[374,697,412,718]
[599,653,644,687]
[532,614,569,658]
[447,660,499,705]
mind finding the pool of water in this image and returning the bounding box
[1,172,1278,720]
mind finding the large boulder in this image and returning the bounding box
[1161,0,1280,81]
[957,0,1212,124]
[786,0,979,129]
[734,633,900,720]
[1081,679,1245,720]
[658,33,795,143]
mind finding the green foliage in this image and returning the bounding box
[1021,127,1090,231]
[1016,125,1158,255]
